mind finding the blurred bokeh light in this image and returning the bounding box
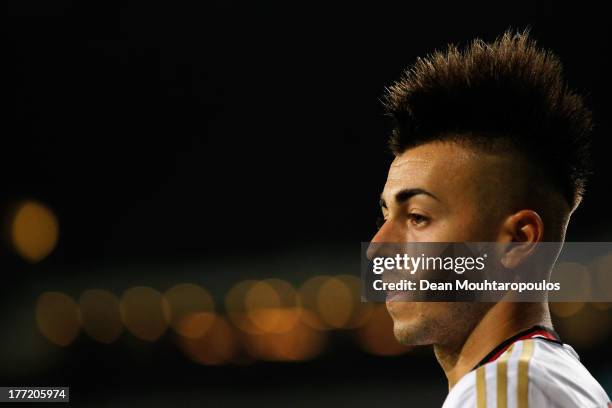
[553,303,612,348]
[177,315,239,366]
[79,289,123,343]
[590,252,612,302]
[10,200,59,263]
[552,262,591,299]
[244,279,301,334]
[316,276,353,328]
[242,314,326,362]
[226,280,262,334]
[163,283,215,339]
[298,275,330,330]
[36,292,80,346]
[120,286,168,341]
[550,302,585,318]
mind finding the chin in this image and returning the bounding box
[387,302,435,346]
[392,319,434,346]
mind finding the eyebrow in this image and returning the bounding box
[379,188,440,209]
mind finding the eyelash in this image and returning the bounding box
[408,213,429,226]
[376,213,430,230]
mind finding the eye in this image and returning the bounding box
[408,213,429,227]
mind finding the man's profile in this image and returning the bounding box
[370,30,611,407]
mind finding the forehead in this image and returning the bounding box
[383,142,485,203]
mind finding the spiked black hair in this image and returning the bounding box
[384,30,593,205]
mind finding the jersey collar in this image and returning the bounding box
[473,325,562,371]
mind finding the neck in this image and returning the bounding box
[434,302,552,389]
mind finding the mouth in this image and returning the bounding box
[385,290,405,303]
[383,268,412,303]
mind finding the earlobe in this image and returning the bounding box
[500,210,544,269]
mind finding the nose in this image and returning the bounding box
[367,219,400,261]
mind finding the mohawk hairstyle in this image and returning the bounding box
[384,29,593,206]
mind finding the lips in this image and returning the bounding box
[382,266,411,302]
[385,289,398,301]
[386,289,409,302]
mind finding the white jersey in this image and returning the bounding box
[443,337,610,408]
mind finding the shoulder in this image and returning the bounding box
[526,340,609,407]
[443,338,610,408]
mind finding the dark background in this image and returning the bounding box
[2,1,611,406]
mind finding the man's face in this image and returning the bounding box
[371,141,519,346]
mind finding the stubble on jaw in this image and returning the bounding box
[389,301,491,349]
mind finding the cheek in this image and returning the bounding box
[383,219,423,242]
[427,211,486,241]
[451,211,501,241]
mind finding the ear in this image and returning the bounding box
[499,210,544,269]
